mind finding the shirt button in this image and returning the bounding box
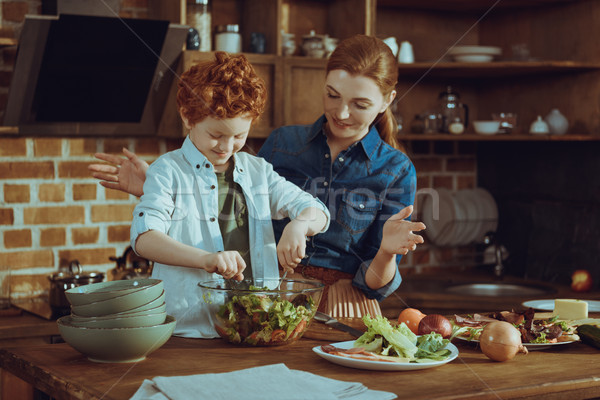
[210,185,216,190]
[323,181,329,187]
[338,157,344,162]
[240,168,244,172]
[196,164,200,169]
[359,204,365,209]
[210,217,216,222]
[205,164,210,168]
[325,154,330,159]
[138,212,144,216]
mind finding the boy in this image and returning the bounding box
[131,52,329,338]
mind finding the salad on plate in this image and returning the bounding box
[320,315,453,363]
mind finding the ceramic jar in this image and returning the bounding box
[301,30,326,58]
[529,115,550,134]
[544,109,569,135]
[398,41,415,63]
[281,31,296,56]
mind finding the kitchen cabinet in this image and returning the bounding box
[150,0,600,140]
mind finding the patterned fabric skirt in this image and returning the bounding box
[285,265,382,318]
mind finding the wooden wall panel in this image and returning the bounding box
[284,59,327,126]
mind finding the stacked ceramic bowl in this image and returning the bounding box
[56,279,175,363]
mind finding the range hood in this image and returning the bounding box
[4,14,187,136]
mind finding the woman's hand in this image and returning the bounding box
[381,205,426,256]
[88,148,148,197]
[277,219,309,273]
[199,251,246,281]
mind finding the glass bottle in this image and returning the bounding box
[186,0,211,52]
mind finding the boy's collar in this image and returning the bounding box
[182,137,247,174]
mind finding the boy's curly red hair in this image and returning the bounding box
[177,52,267,127]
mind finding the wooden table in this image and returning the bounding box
[1,334,599,400]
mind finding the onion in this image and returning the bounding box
[480,321,528,362]
[417,314,453,338]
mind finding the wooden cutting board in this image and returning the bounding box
[303,317,365,342]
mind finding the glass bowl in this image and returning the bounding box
[198,278,324,346]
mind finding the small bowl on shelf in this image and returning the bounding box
[198,278,324,346]
[473,120,501,135]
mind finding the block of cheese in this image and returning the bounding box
[553,299,589,320]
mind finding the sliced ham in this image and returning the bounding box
[320,345,411,363]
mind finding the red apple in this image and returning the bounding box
[571,269,593,292]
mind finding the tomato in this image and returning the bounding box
[571,269,593,292]
[291,319,307,339]
[215,325,228,339]
[271,329,286,342]
[398,308,426,334]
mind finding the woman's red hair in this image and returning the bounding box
[177,52,267,127]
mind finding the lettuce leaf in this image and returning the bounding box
[355,315,418,359]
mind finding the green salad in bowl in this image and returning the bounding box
[198,278,324,346]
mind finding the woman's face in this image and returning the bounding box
[323,69,395,142]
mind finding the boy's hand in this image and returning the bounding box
[381,205,426,256]
[200,251,246,281]
[277,220,309,272]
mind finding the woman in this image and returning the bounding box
[89,34,425,318]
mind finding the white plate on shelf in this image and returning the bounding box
[455,189,481,244]
[422,187,455,246]
[448,45,502,63]
[312,340,459,371]
[454,335,576,351]
[522,299,600,312]
[472,188,498,242]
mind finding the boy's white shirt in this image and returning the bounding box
[130,136,329,338]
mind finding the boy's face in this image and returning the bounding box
[185,115,252,172]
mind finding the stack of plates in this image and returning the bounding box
[447,45,502,63]
[420,187,498,246]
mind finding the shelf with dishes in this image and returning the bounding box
[377,0,577,12]
[396,61,600,78]
[399,133,600,142]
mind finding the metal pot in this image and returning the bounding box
[48,260,104,318]
[108,246,153,281]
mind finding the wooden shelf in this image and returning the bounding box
[377,0,578,12]
[397,61,600,79]
[399,133,600,141]
[0,38,17,47]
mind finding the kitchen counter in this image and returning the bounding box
[1,333,599,400]
[0,307,59,346]
[380,271,600,315]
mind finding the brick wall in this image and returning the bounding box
[0,137,184,299]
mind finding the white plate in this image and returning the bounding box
[421,188,455,246]
[454,335,576,351]
[448,45,502,56]
[472,188,498,242]
[450,192,468,246]
[522,299,600,312]
[455,189,481,244]
[312,340,459,371]
[453,54,494,63]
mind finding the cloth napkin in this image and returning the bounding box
[130,363,396,400]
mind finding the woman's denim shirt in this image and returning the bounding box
[258,116,417,301]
